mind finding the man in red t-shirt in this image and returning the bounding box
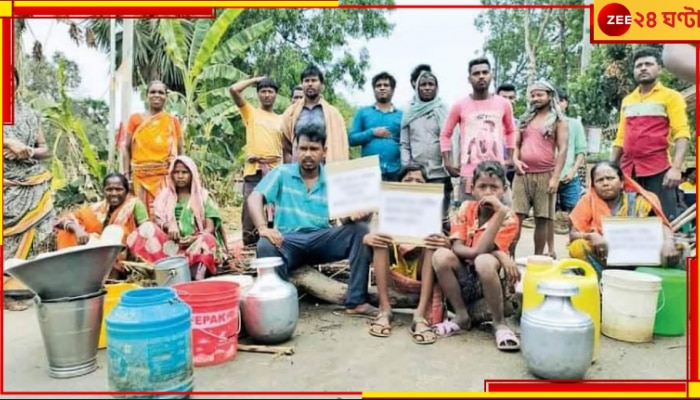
[430,161,521,351]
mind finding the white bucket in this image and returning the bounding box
[601,270,662,343]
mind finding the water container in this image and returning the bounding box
[601,270,662,343]
[635,267,687,336]
[153,256,191,287]
[173,281,241,367]
[556,259,601,363]
[36,290,106,379]
[106,287,194,399]
[521,256,557,312]
[98,283,141,349]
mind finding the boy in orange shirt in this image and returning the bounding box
[431,160,521,351]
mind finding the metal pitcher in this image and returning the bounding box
[241,257,299,344]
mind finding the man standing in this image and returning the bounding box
[611,47,690,221]
[291,85,304,103]
[512,80,568,256]
[229,76,283,246]
[281,65,349,164]
[439,58,516,202]
[545,88,587,256]
[349,72,403,181]
[248,124,378,318]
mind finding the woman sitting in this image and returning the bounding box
[568,161,679,274]
[55,173,149,279]
[127,155,225,280]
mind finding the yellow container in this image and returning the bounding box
[521,255,558,311]
[522,256,601,362]
[98,283,141,349]
[556,259,601,362]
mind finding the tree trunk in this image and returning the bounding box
[288,266,521,325]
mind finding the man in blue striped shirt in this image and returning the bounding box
[349,72,403,181]
[248,124,379,318]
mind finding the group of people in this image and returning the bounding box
[2,45,693,350]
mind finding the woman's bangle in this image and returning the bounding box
[27,147,35,159]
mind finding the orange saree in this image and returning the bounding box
[128,112,182,214]
[56,195,148,249]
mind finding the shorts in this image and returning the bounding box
[512,171,556,219]
[455,259,511,305]
[557,176,582,211]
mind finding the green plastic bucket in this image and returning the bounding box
[635,267,687,336]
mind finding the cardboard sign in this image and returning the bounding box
[377,182,444,245]
[602,217,664,266]
[325,156,382,219]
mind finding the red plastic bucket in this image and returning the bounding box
[173,281,241,367]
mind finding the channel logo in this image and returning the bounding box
[597,2,632,37]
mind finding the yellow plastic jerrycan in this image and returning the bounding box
[556,258,601,363]
[521,255,558,312]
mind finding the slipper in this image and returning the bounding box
[495,325,520,351]
[345,304,380,319]
[432,319,463,338]
[410,318,436,345]
[369,311,393,338]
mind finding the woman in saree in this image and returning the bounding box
[54,173,149,279]
[568,161,679,275]
[127,155,226,281]
[124,80,184,214]
[3,68,56,311]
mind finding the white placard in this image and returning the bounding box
[325,156,382,219]
[587,127,602,154]
[602,217,664,266]
[377,182,444,245]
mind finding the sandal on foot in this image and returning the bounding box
[345,304,380,319]
[369,311,393,338]
[495,325,520,351]
[409,318,436,344]
[432,319,464,338]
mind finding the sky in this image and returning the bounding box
[20,0,488,127]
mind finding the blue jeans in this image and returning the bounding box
[256,223,371,308]
[557,176,582,211]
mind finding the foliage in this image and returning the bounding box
[474,0,584,116]
[40,59,107,210]
[83,3,395,101]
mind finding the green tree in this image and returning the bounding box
[474,0,584,115]
[82,3,395,99]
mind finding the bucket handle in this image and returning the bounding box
[194,310,241,342]
[162,269,178,286]
[557,258,597,277]
[600,283,666,317]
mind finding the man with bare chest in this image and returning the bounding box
[511,80,568,256]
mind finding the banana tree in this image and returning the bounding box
[158,10,274,155]
[41,59,107,207]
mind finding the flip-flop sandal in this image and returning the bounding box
[410,318,436,345]
[345,304,380,319]
[368,311,393,338]
[495,326,520,351]
[432,319,463,338]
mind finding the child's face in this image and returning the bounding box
[472,173,505,201]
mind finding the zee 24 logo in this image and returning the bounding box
[598,3,659,37]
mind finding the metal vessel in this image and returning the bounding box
[241,257,299,344]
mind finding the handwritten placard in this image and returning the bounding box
[377,182,444,245]
[602,217,664,266]
[325,156,382,219]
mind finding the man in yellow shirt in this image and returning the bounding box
[230,76,284,246]
[610,47,690,221]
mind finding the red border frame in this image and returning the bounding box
[1,2,698,397]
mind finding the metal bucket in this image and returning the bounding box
[35,289,106,379]
[154,256,191,287]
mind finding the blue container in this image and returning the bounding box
[106,287,193,399]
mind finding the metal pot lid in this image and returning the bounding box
[537,279,580,297]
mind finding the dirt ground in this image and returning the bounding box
[2,228,687,397]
